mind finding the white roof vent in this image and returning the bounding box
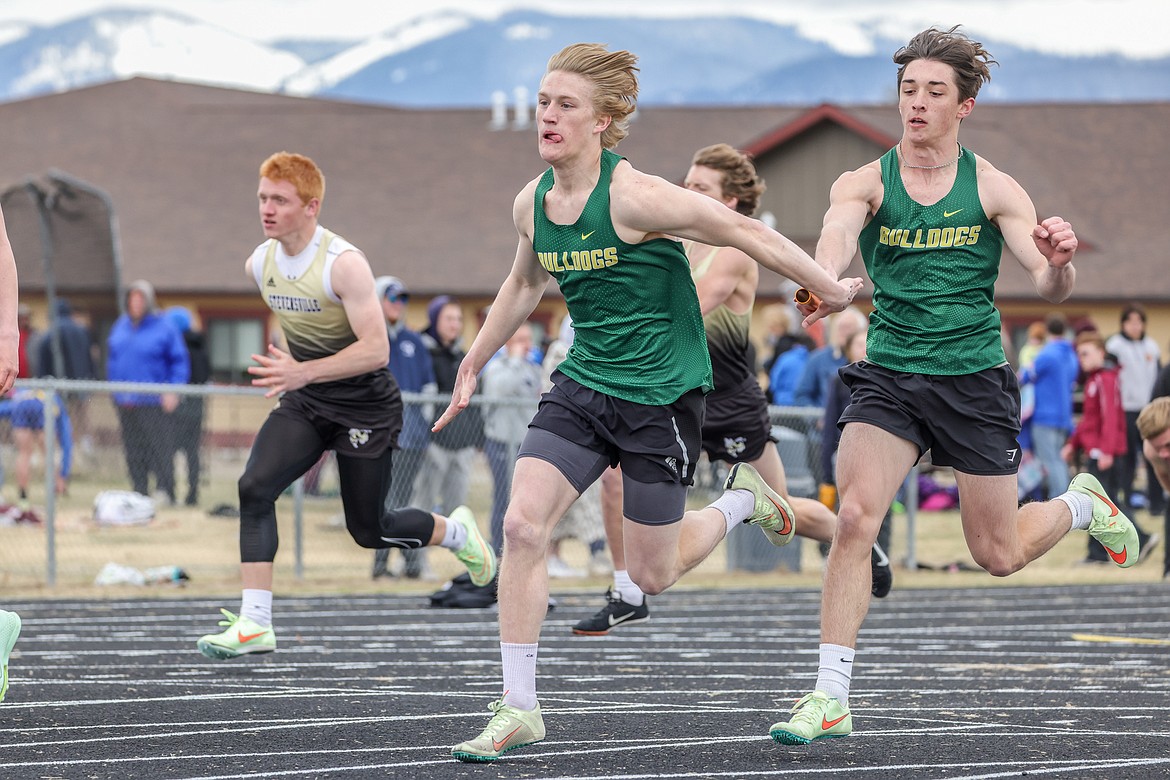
[489,90,508,130]
[512,86,531,130]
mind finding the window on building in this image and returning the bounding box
[207,316,266,384]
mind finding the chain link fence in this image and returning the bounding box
[0,379,918,590]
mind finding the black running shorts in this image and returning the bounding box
[701,376,777,464]
[528,370,705,486]
[838,360,1021,476]
[271,383,401,459]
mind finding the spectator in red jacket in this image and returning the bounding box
[1064,331,1155,563]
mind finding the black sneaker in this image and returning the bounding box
[430,573,497,608]
[571,589,649,635]
[871,542,893,598]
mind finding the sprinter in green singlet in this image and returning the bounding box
[439,44,862,762]
[774,26,1142,746]
[570,143,896,637]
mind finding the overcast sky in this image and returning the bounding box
[0,0,1166,58]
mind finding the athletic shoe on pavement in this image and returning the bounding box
[0,610,21,703]
[723,462,795,546]
[770,691,852,745]
[871,542,893,598]
[452,698,545,762]
[196,609,276,660]
[1070,473,1140,568]
[450,506,497,587]
[571,588,650,635]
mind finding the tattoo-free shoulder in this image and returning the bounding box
[513,177,540,233]
[830,160,884,208]
[971,152,1032,221]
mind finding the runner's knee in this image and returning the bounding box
[502,509,549,555]
[834,501,882,548]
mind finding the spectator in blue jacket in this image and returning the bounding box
[106,280,189,503]
[1020,313,1079,500]
[371,276,439,579]
[769,331,815,406]
[793,307,868,408]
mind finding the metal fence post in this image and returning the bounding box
[903,465,919,571]
[43,392,58,586]
[293,476,304,580]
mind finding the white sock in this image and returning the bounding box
[612,569,645,606]
[439,515,468,550]
[240,589,272,627]
[1057,491,1094,531]
[501,642,539,710]
[709,489,756,534]
[814,643,855,706]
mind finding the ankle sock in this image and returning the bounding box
[612,569,644,606]
[501,642,539,710]
[240,588,273,627]
[814,643,855,706]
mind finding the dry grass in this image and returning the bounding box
[2,471,1164,601]
[5,392,1162,602]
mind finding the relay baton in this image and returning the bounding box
[793,288,821,308]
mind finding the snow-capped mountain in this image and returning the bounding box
[2,7,1169,107]
[281,11,475,97]
[0,8,303,99]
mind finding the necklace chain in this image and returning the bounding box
[899,143,963,170]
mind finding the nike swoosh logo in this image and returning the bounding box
[380,536,423,546]
[580,231,595,240]
[822,713,848,729]
[237,630,268,643]
[943,209,963,217]
[492,726,522,751]
[609,611,637,626]
[769,498,793,536]
[1084,487,1126,561]
[1085,488,1119,517]
[466,536,489,580]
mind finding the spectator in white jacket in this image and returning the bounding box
[1106,303,1164,515]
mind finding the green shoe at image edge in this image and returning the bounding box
[0,610,21,703]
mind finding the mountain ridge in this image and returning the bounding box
[1,7,1167,107]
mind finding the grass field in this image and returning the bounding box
[6,390,1161,603]
[1,456,1165,601]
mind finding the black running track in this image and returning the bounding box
[2,584,1169,779]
